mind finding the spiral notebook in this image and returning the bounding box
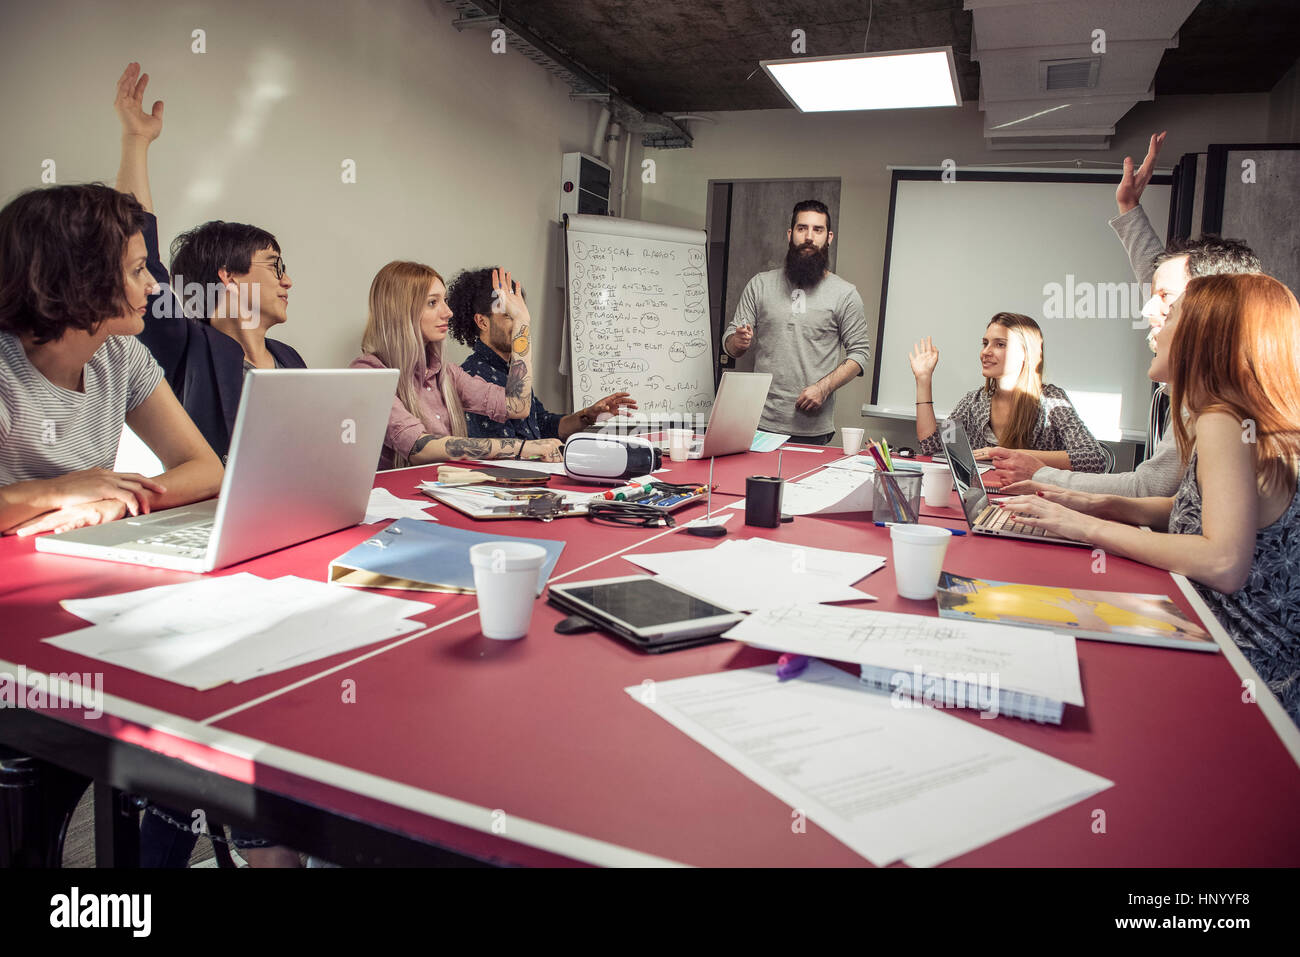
[723,605,1083,726]
[858,665,1065,725]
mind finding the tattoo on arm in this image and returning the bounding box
[506,361,527,400]
[443,438,496,459]
[511,326,531,359]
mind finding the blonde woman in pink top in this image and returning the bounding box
[351,262,563,468]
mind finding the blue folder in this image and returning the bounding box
[328,518,565,595]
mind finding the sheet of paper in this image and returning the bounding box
[725,604,1084,706]
[623,538,881,610]
[627,661,1111,866]
[825,455,878,473]
[50,576,430,689]
[729,467,874,516]
[364,487,439,524]
[750,430,790,453]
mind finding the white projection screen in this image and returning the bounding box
[872,170,1171,438]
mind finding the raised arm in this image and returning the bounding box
[113,62,163,213]
[1111,131,1167,287]
[909,337,940,445]
[494,269,536,420]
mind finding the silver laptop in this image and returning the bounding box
[943,421,1088,546]
[36,368,399,572]
[618,371,773,459]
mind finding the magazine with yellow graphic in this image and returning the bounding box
[935,573,1217,652]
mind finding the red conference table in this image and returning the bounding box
[2,449,1298,867]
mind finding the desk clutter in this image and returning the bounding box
[49,574,431,690]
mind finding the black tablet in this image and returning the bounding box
[548,575,742,653]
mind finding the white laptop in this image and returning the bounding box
[619,371,773,459]
[36,368,399,572]
[943,421,1088,546]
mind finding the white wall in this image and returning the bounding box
[628,94,1271,445]
[0,0,608,413]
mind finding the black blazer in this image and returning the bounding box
[137,212,306,461]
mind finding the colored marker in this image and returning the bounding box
[777,654,810,680]
[874,521,965,536]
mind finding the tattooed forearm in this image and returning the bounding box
[511,325,530,358]
[443,438,497,459]
[506,361,527,400]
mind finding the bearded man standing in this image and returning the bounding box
[722,200,871,444]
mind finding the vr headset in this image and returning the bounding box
[563,434,662,485]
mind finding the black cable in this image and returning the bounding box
[586,502,675,528]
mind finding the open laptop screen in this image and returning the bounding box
[942,422,991,523]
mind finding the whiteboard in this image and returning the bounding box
[564,214,714,416]
[873,172,1170,436]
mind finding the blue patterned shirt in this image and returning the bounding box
[460,339,563,440]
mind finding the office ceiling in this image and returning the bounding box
[453,0,1299,113]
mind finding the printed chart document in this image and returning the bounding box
[624,539,883,610]
[627,661,1111,866]
[726,604,1084,709]
[750,430,789,453]
[50,575,430,689]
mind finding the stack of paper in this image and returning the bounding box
[364,487,439,524]
[725,604,1085,724]
[623,539,884,610]
[627,661,1112,867]
[51,574,431,690]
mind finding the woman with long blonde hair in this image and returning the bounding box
[351,262,562,467]
[910,312,1106,472]
[1001,273,1300,726]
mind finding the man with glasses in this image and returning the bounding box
[113,62,307,868]
[114,63,305,464]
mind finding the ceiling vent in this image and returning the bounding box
[1041,57,1101,91]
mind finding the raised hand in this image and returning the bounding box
[908,337,939,380]
[1117,131,1166,214]
[114,62,163,142]
[491,268,530,327]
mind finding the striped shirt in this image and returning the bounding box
[0,332,164,484]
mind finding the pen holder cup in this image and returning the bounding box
[744,476,783,528]
[873,472,922,524]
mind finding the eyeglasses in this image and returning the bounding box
[251,257,287,280]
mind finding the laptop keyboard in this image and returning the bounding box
[136,522,214,557]
[976,504,1048,537]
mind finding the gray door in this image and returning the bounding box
[706,179,842,378]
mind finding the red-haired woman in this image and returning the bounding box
[1002,274,1300,726]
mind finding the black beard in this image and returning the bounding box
[784,241,828,289]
